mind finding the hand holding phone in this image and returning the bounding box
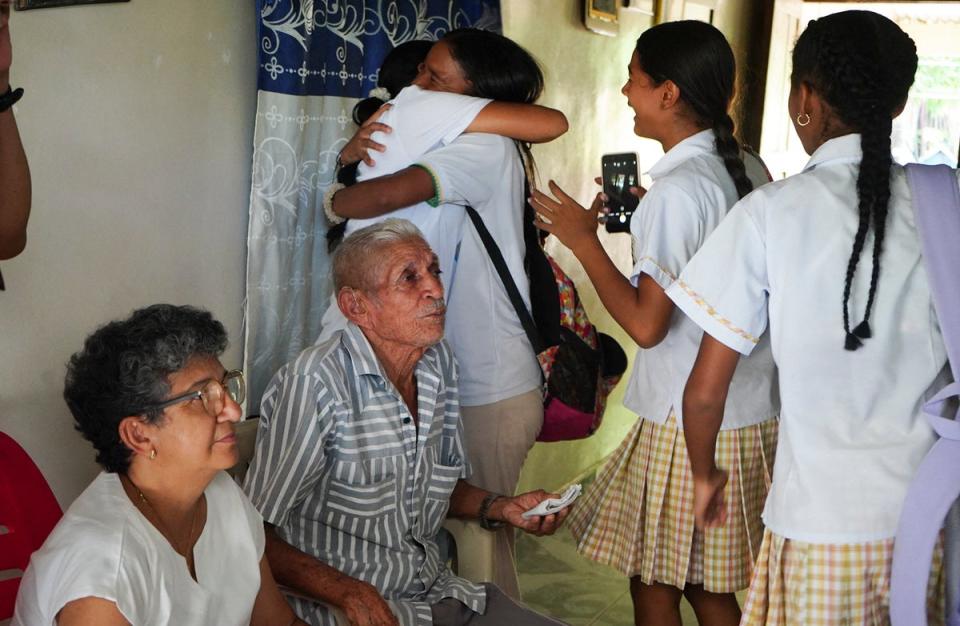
[601,152,640,233]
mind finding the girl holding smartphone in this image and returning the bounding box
[530,21,777,626]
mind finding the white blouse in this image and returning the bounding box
[622,129,779,430]
[13,471,265,626]
[668,134,955,543]
[318,86,491,344]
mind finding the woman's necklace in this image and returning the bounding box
[122,473,202,564]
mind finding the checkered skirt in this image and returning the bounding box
[568,413,777,593]
[741,529,945,626]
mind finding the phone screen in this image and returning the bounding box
[601,152,640,233]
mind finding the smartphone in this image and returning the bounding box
[601,152,640,233]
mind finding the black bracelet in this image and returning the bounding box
[0,86,24,113]
[479,493,506,530]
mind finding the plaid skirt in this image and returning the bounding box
[568,413,777,593]
[741,529,945,626]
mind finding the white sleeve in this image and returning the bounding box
[630,181,704,290]
[376,86,491,155]
[13,538,126,626]
[415,134,502,207]
[666,199,770,355]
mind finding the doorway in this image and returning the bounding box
[759,1,960,179]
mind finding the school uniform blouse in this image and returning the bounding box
[318,86,490,344]
[348,85,490,287]
[667,133,954,543]
[622,129,779,430]
[13,471,265,626]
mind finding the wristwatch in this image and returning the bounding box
[0,86,24,112]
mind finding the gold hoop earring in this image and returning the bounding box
[149,449,157,460]
[796,112,811,127]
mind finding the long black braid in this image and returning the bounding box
[791,11,917,350]
[636,20,754,200]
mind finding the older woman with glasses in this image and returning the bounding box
[12,304,307,626]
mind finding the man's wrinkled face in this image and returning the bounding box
[364,241,446,349]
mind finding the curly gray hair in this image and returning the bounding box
[63,304,228,473]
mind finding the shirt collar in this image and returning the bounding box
[802,133,863,172]
[341,321,442,382]
[342,322,390,379]
[648,129,716,180]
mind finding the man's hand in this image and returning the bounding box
[339,104,391,167]
[1,0,13,90]
[494,490,570,536]
[336,579,400,626]
[692,466,728,529]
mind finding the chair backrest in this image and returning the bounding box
[228,417,261,484]
[0,431,63,619]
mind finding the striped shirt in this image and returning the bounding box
[243,323,485,626]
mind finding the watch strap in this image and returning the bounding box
[479,493,506,530]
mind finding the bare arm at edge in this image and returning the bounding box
[467,102,568,144]
[332,166,435,220]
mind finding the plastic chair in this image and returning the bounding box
[227,416,261,483]
[0,432,63,619]
[441,518,497,583]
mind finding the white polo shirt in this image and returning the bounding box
[416,134,542,406]
[318,87,490,343]
[667,133,954,543]
[622,129,779,430]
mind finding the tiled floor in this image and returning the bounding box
[515,470,714,625]
[516,526,702,625]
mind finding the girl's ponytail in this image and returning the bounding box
[713,112,753,200]
[635,21,753,199]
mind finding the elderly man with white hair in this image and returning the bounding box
[243,219,570,626]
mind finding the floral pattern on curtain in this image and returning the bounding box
[245,0,501,409]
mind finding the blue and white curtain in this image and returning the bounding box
[245,1,501,409]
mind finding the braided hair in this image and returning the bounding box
[636,20,754,199]
[791,11,917,350]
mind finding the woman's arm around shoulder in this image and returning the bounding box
[467,102,568,143]
[332,166,435,220]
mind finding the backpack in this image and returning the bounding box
[465,206,628,443]
[890,164,960,626]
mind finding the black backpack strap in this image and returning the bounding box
[464,205,546,354]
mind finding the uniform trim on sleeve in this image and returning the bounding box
[412,163,441,207]
[670,279,760,353]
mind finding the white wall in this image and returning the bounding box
[0,0,256,507]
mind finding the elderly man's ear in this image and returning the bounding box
[338,287,372,327]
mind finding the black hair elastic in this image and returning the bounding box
[0,86,24,112]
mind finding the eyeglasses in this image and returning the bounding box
[146,370,245,417]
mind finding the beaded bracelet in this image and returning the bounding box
[322,183,347,225]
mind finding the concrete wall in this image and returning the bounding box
[0,0,762,506]
[0,1,256,506]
